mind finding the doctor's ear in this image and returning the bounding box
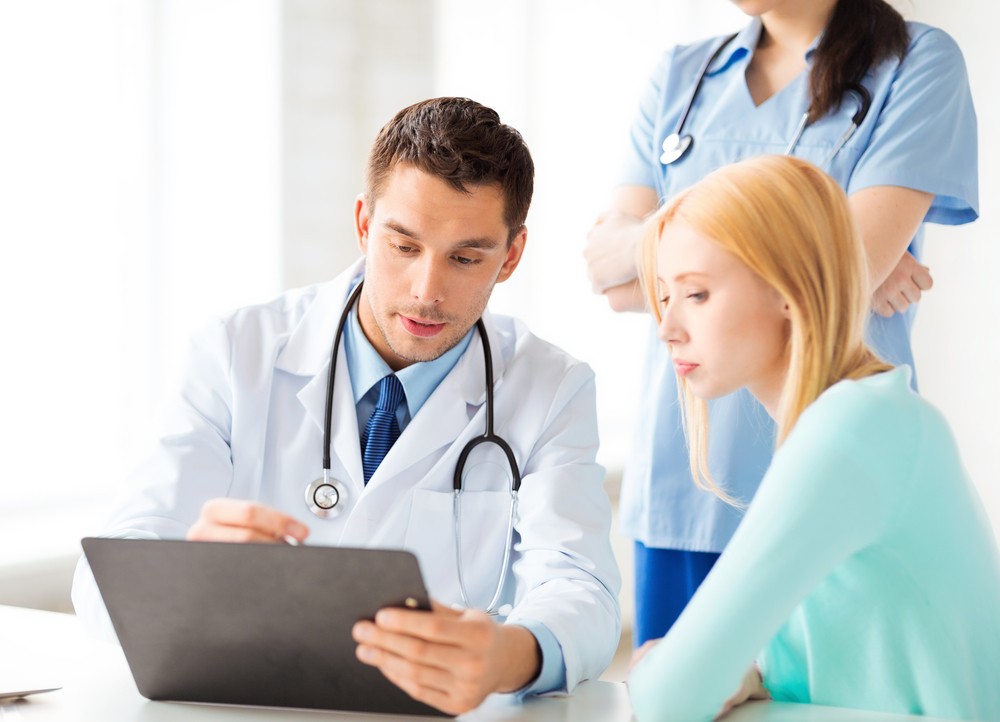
[495,226,527,284]
[355,194,371,253]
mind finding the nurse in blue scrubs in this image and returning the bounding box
[583,0,979,646]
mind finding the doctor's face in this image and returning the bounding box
[355,165,526,370]
[654,220,789,412]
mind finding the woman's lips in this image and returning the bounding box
[399,314,446,338]
[673,360,700,377]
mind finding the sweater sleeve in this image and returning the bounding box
[627,385,900,722]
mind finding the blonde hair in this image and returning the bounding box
[640,155,891,504]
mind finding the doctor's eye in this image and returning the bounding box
[392,243,415,254]
[452,255,480,266]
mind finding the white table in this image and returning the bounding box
[0,605,951,722]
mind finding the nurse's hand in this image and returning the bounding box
[871,251,933,318]
[584,185,659,296]
[352,601,542,715]
[584,211,645,293]
[186,498,309,544]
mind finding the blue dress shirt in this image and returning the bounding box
[341,290,567,696]
[617,19,979,553]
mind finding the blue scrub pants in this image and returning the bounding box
[634,542,720,646]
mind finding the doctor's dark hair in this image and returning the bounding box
[364,97,534,244]
[808,0,909,123]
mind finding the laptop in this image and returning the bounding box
[82,537,447,717]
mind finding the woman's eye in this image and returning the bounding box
[687,291,708,302]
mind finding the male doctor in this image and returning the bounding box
[72,97,621,714]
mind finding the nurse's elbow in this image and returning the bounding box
[605,280,647,314]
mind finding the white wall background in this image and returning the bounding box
[0,0,996,582]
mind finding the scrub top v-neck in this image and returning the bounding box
[617,17,979,553]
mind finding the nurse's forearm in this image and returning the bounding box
[604,279,647,313]
[849,185,934,293]
[584,185,659,294]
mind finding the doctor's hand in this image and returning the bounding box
[352,601,542,715]
[871,251,933,318]
[186,499,309,544]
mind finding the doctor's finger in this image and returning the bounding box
[430,600,463,616]
[186,522,282,544]
[354,623,469,670]
[201,499,308,540]
[374,608,475,646]
[376,663,466,716]
[357,645,453,693]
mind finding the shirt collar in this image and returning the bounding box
[706,17,761,76]
[343,294,475,418]
[706,17,823,76]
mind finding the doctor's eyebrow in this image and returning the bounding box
[451,237,502,251]
[381,219,502,251]
[381,219,421,239]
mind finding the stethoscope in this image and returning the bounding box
[304,280,521,615]
[660,32,872,171]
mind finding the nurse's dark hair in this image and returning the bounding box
[364,97,534,245]
[809,0,909,123]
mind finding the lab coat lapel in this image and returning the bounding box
[295,354,364,491]
[364,310,507,491]
[279,258,366,490]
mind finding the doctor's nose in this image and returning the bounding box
[409,257,447,305]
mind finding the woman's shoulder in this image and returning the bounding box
[646,31,742,83]
[902,21,967,68]
[796,367,949,462]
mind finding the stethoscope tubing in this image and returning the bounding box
[667,31,873,171]
[321,280,520,616]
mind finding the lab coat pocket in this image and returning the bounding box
[403,481,512,608]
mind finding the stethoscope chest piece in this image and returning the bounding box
[661,133,693,165]
[306,477,348,518]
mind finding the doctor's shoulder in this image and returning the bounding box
[178,282,329,392]
[493,313,597,410]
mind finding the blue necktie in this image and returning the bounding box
[361,374,406,484]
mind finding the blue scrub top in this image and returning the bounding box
[617,18,979,552]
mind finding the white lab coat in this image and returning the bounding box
[72,258,622,691]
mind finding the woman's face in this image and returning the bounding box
[654,219,790,411]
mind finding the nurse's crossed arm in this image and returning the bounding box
[587,183,935,318]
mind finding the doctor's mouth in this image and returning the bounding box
[399,314,447,338]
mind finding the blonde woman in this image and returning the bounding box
[627,155,1000,722]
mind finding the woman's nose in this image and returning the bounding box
[657,303,686,346]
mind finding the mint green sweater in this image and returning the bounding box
[629,367,1000,721]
